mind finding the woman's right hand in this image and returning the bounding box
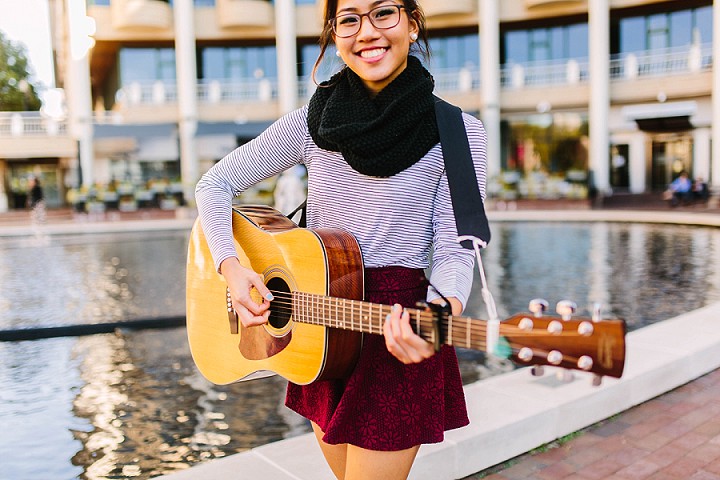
[220,257,274,328]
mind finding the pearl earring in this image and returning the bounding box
[336,50,341,57]
[410,33,418,41]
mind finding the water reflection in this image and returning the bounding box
[0,232,186,329]
[0,223,719,479]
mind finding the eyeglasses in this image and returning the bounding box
[330,5,406,38]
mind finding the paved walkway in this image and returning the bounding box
[469,368,720,480]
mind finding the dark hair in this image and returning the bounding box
[312,0,430,85]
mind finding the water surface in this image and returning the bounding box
[1,222,719,479]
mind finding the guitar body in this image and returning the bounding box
[186,205,364,385]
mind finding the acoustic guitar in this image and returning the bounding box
[186,205,626,386]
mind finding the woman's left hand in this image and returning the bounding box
[383,303,435,364]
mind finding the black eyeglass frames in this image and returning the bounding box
[330,5,406,38]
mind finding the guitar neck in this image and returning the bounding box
[289,291,486,351]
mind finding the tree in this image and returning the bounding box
[0,30,42,111]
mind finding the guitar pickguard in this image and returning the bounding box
[238,323,292,360]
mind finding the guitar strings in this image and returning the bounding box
[250,289,588,347]
[238,290,593,367]
[260,289,568,338]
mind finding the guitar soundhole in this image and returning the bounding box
[267,277,292,330]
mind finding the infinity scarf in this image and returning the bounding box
[307,55,439,178]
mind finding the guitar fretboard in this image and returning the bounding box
[289,291,488,351]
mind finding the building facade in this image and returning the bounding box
[1,0,718,211]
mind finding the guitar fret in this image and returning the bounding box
[466,317,471,349]
[351,300,355,331]
[378,304,383,333]
[370,303,374,334]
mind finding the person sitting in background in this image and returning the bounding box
[693,177,709,202]
[667,171,692,207]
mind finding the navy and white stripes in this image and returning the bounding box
[195,104,488,309]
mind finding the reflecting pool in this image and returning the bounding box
[1,222,719,479]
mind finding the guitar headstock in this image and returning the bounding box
[501,300,626,381]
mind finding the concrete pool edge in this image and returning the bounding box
[157,301,720,480]
[0,208,719,237]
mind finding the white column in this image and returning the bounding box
[67,0,94,188]
[480,0,501,180]
[174,0,199,206]
[275,0,298,115]
[693,127,711,182]
[629,132,646,194]
[712,0,720,199]
[589,0,611,194]
[0,161,7,212]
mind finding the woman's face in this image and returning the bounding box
[333,0,418,95]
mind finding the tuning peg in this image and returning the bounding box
[528,299,549,318]
[556,300,577,321]
[531,365,544,377]
[592,375,603,387]
[592,302,602,322]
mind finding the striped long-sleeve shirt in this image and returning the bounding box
[195,105,488,309]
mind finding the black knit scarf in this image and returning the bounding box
[307,55,439,177]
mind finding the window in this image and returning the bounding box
[502,22,588,64]
[201,46,277,80]
[617,6,713,54]
[300,44,342,82]
[428,33,480,70]
[119,48,176,85]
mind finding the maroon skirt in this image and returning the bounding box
[285,266,469,451]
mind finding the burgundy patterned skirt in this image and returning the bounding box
[285,266,469,451]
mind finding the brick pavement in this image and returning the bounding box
[466,368,720,480]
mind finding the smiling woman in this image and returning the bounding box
[193,0,489,478]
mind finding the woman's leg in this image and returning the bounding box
[311,422,420,480]
[345,444,420,480]
[312,422,348,479]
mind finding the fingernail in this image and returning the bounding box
[385,314,391,321]
[265,293,274,301]
[393,304,401,312]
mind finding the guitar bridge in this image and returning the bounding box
[227,287,238,334]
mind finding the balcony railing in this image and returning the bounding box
[110,44,715,111]
[116,81,179,105]
[0,113,68,137]
[116,79,279,106]
[433,67,481,93]
[197,78,277,103]
[501,58,589,88]
[610,43,713,80]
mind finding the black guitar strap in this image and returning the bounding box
[434,96,491,248]
[289,98,491,249]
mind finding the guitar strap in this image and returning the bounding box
[433,96,491,248]
[288,98,491,249]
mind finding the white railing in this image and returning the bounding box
[116,79,279,106]
[197,78,278,103]
[501,58,590,88]
[0,113,69,137]
[105,45,717,111]
[610,43,713,80]
[115,80,179,105]
[432,66,481,93]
